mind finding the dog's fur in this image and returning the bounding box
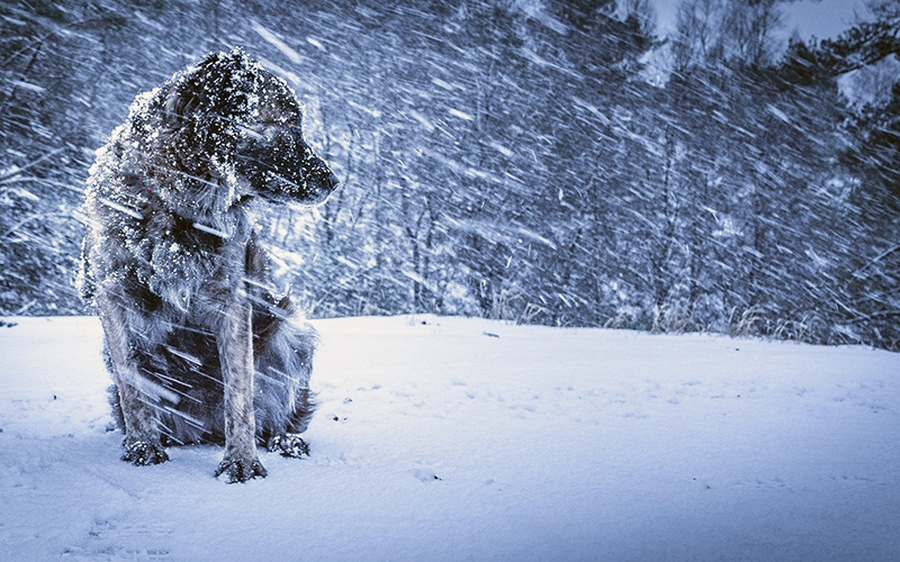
[79,49,338,482]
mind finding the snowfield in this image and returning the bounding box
[1,315,898,561]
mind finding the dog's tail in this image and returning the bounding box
[252,294,318,440]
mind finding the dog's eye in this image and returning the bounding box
[258,123,282,139]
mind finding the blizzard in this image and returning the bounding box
[1,315,898,561]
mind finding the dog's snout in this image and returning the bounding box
[307,166,338,204]
[304,152,339,194]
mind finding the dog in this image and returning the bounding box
[78,48,338,483]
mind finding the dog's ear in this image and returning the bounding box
[162,49,257,173]
[171,49,255,119]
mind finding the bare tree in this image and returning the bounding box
[673,0,725,70]
[721,0,784,67]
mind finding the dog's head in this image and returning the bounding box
[159,48,338,206]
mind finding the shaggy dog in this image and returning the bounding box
[79,48,338,483]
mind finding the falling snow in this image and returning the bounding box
[2,0,897,349]
[0,1,899,554]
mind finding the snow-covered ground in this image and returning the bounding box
[1,315,898,561]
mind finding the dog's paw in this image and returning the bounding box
[267,433,310,458]
[215,455,267,483]
[121,440,169,466]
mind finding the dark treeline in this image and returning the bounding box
[1,0,898,349]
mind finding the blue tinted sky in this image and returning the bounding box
[653,0,864,39]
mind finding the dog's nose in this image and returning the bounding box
[305,153,338,193]
[322,170,339,192]
[307,169,338,203]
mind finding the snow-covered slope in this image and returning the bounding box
[1,316,898,561]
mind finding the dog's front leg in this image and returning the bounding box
[215,296,267,483]
[99,301,169,466]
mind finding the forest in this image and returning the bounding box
[1,0,898,349]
